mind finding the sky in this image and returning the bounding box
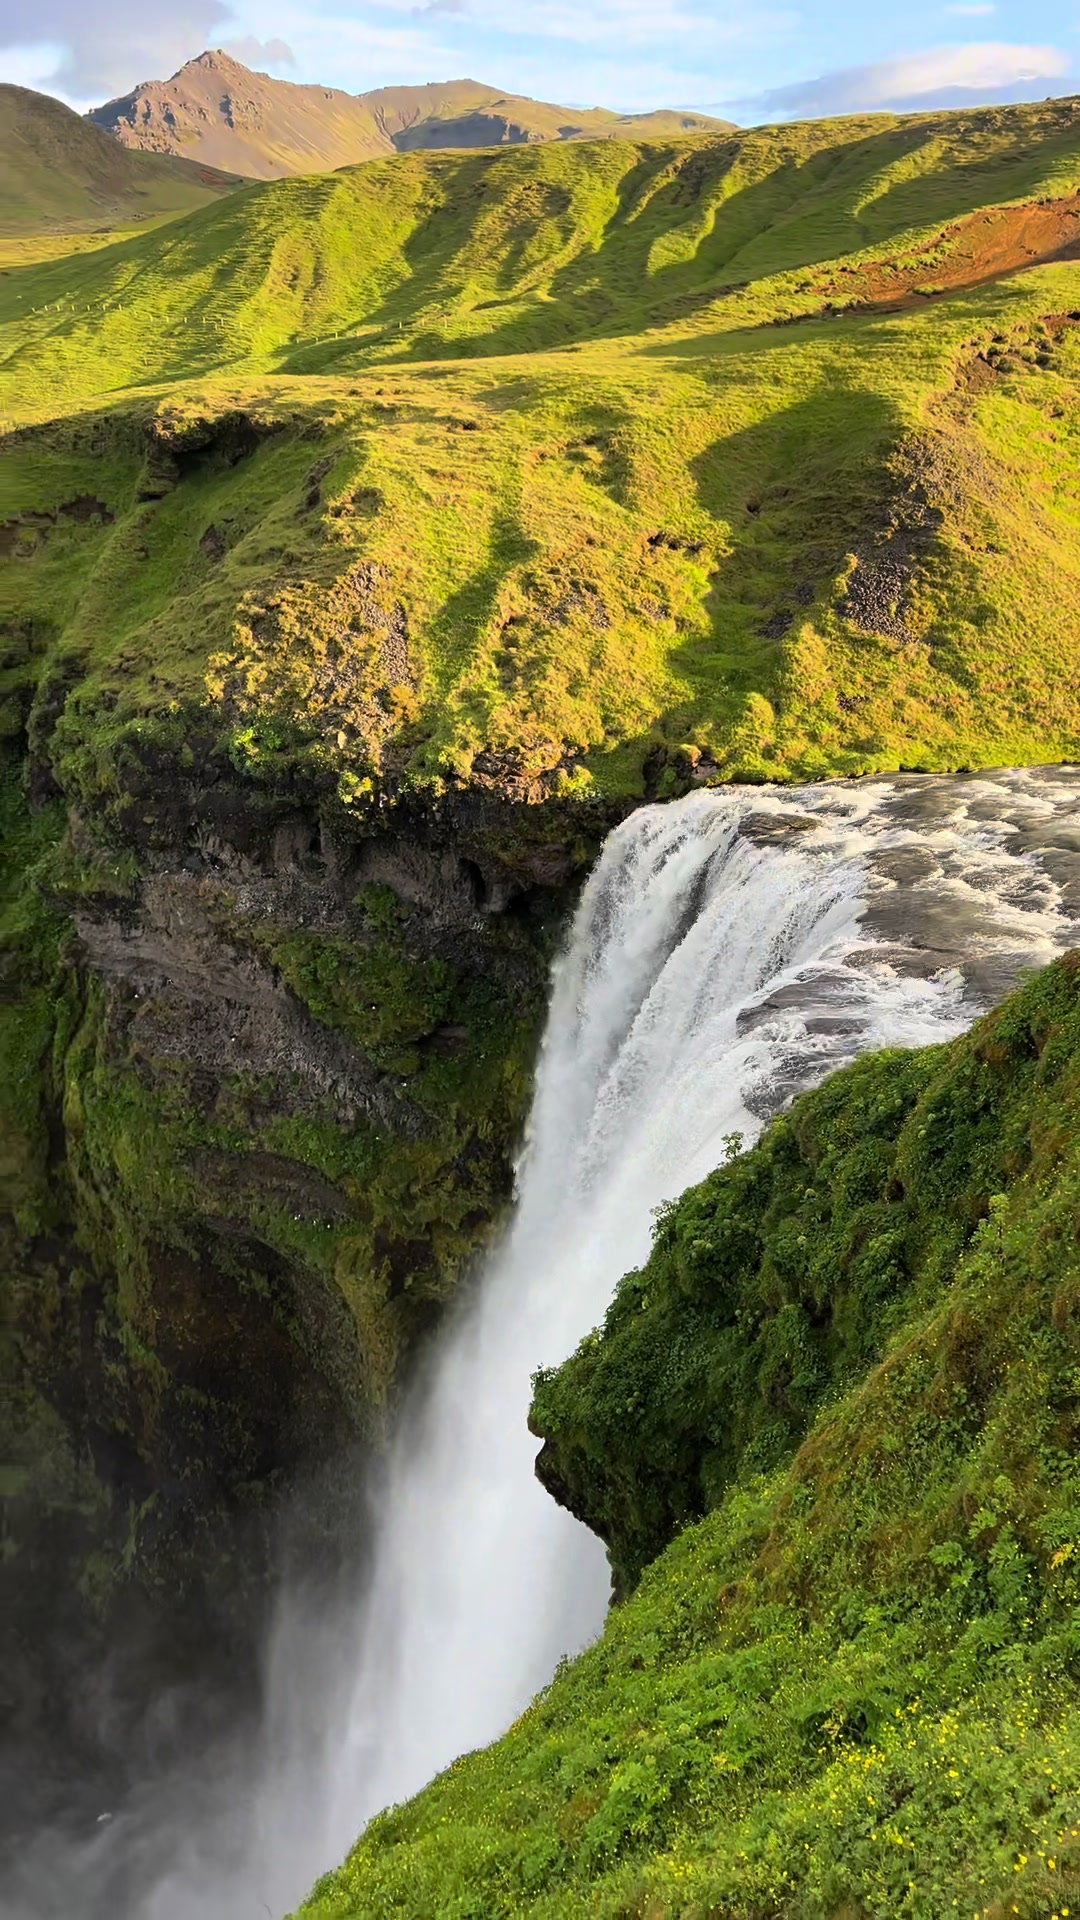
[0,0,1076,123]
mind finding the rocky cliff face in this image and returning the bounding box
[1,695,616,1827]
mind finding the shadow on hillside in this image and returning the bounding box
[276,112,1080,379]
[279,149,543,379]
[422,508,541,713]
[387,376,915,794]
[544,114,1080,348]
[582,383,908,786]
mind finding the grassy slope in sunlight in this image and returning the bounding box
[4,99,1080,819]
[6,100,1080,404]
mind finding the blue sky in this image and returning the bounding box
[1,0,1076,121]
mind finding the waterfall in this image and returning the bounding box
[12,769,1080,1920]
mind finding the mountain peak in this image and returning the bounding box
[87,58,733,181]
[173,49,251,80]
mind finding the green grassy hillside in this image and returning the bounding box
[7,100,1080,408]
[530,948,1080,1597]
[5,100,1080,812]
[299,952,1080,1920]
[0,84,243,262]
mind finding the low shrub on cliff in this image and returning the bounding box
[298,953,1080,1918]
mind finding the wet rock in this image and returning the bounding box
[738,812,820,845]
[864,845,942,884]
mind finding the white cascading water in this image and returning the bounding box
[11,769,1080,1920]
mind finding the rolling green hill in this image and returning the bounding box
[0,83,243,259]
[8,98,1080,408]
[88,52,730,182]
[4,97,1080,812]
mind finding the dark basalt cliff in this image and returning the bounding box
[0,386,656,1826]
[1,719,616,1829]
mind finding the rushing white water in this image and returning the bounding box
[11,769,1080,1920]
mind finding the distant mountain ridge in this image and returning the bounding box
[88,51,732,181]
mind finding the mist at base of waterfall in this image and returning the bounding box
[11,768,1080,1920]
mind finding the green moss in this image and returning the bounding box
[255,910,545,1402]
[0,758,67,1235]
[269,930,454,1065]
[43,871,545,1424]
[300,953,1080,1920]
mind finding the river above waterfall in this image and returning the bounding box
[11,767,1080,1920]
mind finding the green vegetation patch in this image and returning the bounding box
[0,758,67,1236]
[52,878,546,1420]
[5,100,1080,401]
[0,82,239,266]
[532,944,1080,1595]
[7,298,1080,826]
[5,100,1080,810]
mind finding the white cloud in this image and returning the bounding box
[0,0,228,100]
[0,37,68,90]
[242,0,797,101]
[0,0,801,108]
[222,33,296,66]
[344,0,794,53]
[728,40,1070,119]
[254,3,460,84]
[868,42,1066,97]
[485,0,752,49]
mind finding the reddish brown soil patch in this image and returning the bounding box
[792,195,1080,322]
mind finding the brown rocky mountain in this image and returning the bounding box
[88,51,731,181]
[88,51,389,177]
[357,77,731,150]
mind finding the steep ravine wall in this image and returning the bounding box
[1,728,617,1830]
